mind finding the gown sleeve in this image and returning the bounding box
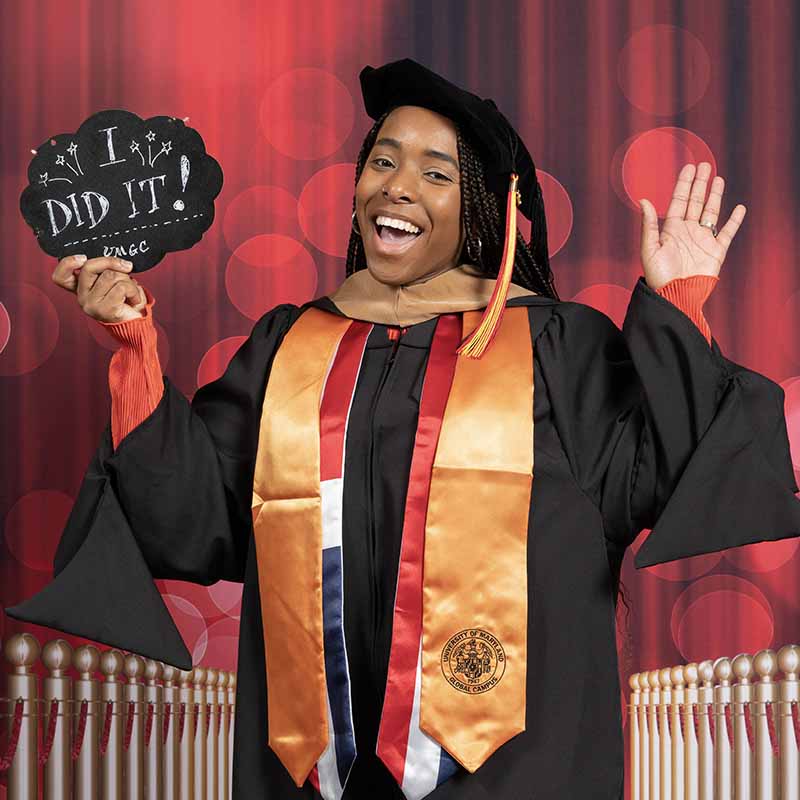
[535,275,800,569]
[4,301,302,669]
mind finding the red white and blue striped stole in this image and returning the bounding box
[375,314,462,797]
[252,306,532,800]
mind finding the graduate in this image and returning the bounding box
[7,58,800,800]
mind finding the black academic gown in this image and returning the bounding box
[7,276,800,800]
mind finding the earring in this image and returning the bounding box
[466,234,482,263]
[351,211,361,236]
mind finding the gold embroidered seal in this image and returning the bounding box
[440,628,506,694]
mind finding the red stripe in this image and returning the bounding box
[376,314,462,786]
[309,764,320,791]
[319,321,372,482]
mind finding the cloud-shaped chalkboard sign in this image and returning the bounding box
[19,109,223,272]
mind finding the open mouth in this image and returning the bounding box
[372,219,424,254]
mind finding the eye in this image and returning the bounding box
[372,157,394,168]
[427,170,451,182]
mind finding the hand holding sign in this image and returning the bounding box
[51,254,148,324]
[20,109,224,271]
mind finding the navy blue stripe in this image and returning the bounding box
[322,544,357,787]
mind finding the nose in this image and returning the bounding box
[382,166,418,203]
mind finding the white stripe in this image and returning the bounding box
[320,477,343,550]
[401,636,443,800]
[317,688,345,800]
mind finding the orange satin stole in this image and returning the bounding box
[250,306,533,785]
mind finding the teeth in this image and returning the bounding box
[376,215,421,235]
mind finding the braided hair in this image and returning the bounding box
[345,111,560,300]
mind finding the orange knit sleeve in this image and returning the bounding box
[653,274,719,345]
[96,285,164,450]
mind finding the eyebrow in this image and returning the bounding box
[374,137,460,172]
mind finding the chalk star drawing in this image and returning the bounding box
[38,171,72,186]
[150,140,172,167]
[130,140,146,166]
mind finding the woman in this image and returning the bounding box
[8,59,800,800]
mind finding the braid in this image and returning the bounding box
[455,126,559,299]
[346,111,391,276]
[346,113,559,300]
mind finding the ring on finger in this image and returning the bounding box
[699,219,718,237]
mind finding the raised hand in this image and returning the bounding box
[639,162,746,291]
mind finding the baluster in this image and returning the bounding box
[123,654,145,800]
[732,653,755,800]
[4,633,40,800]
[100,650,124,800]
[778,645,799,800]
[192,667,207,800]
[227,672,236,798]
[205,668,218,800]
[178,668,195,800]
[41,639,73,800]
[647,669,660,800]
[143,659,163,800]
[684,662,699,800]
[630,674,641,800]
[658,667,673,800]
[697,660,715,800]
[216,672,229,800]
[671,665,686,800]
[73,645,100,800]
[713,657,733,800]
[161,665,179,800]
[640,671,651,800]
[753,650,779,800]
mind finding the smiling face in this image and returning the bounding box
[355,105,467,286]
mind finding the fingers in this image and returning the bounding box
[700,175,725,228]
[714,204,747,253]
[87,277,142,323]
[664,163,696,222]
[51,254,89,293]
[76,257,133,306]
[685,162,713,222]
[131,282,147,311]
[639,198,660,263]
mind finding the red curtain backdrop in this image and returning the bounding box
[2,2,798,796]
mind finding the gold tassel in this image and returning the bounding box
[457,172,521,358]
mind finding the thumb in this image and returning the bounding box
[639,198,660,262]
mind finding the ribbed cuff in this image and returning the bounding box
[103,285,164,450]
[98,284,157,342]
[654,274,719,345]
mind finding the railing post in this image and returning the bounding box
[100,649,124,800]
[216,672,229,800]
[713,657,733,800]
[205,668,218,800]
[732,653,755,800]
[178,668,195,800]
[227,672,236,798]
[630,673,641,800]
[697,660,715,800]
[3,633,40,800]
[143,659,163,800]
[658,667,673,800]
[162,665,179,800]
[753,650,780,800]
[647,669,661,800]
[73,645,100,800]
[778,645,799,800]
[671,665,686,800]
[42,639,73,800]
[684,662,700,800]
